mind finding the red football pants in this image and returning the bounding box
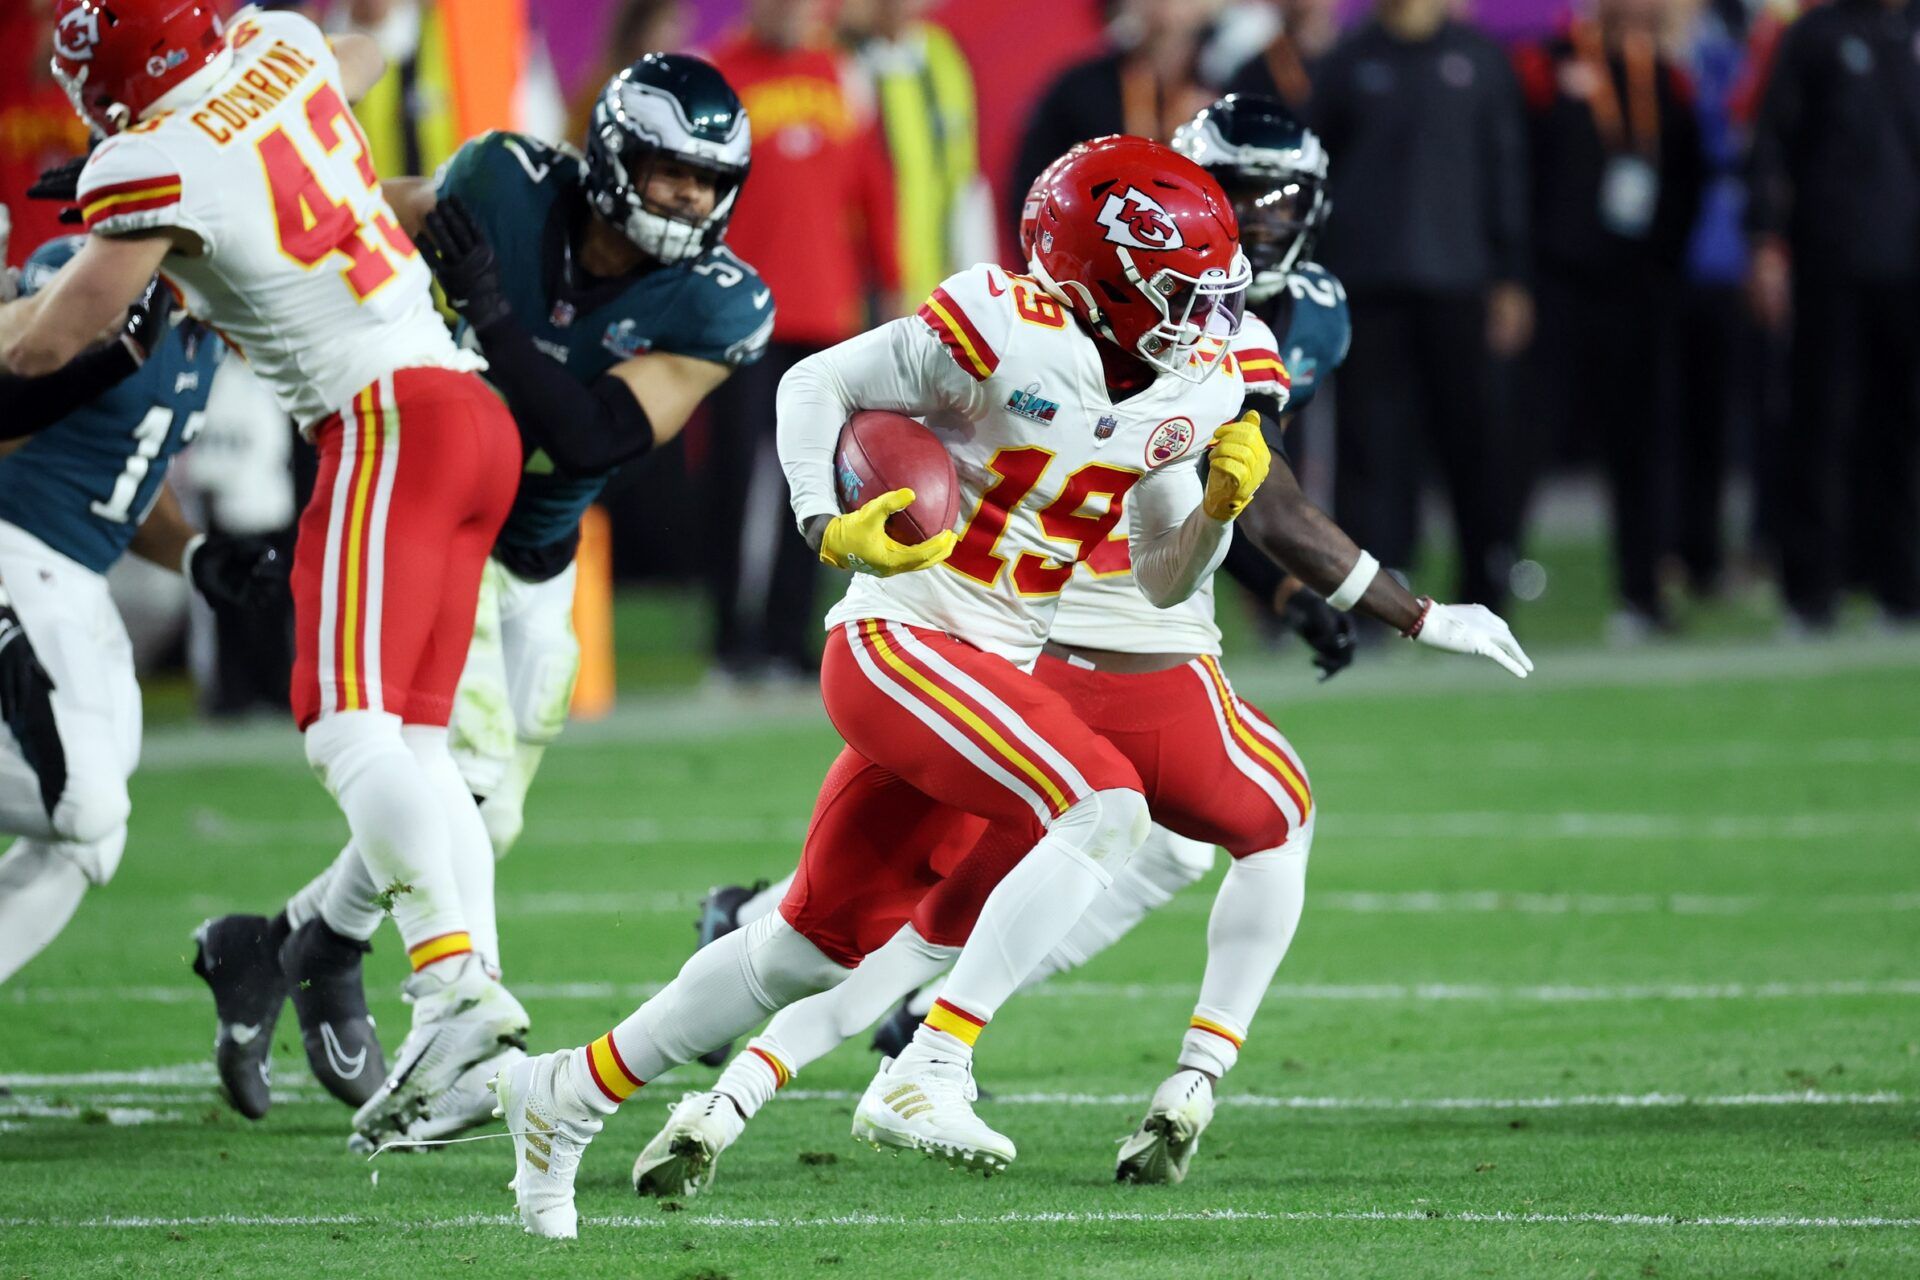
[291,366,520,729]
[912,653,1313,946]
[779,619,1141,967]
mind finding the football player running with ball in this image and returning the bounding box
[493,137,1274,1237]
[633,101,1530,1198]
[191,56,767,1145]
[5,0,531,1143]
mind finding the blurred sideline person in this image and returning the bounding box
[1515,0,1704,640]
[704,0,899,683]
[1309,0,1532,611]
[840,0,996,304]
[8,0,535,1157]
[0,237,279,984]
[1009,0,1221,231]
[1747,0,1920,629]
[1669,0,1756,600]
[0,0,93,268]
[1225,0,1344,107]
[195,57,768,1146]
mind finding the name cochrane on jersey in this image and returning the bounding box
[188,36,320,145]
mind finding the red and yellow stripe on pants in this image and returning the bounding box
[845,619,1092,825]
[319,379,400,716]
[1190,656,1312,828]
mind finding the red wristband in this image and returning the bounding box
[1404,597,1435,640]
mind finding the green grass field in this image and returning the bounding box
[4,582,1919,1277]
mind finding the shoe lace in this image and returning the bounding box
[914,1057,979,1108]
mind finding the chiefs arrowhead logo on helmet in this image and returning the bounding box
[54,7,100,61]
[1095,188,1185,252]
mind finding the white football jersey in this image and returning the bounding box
[781,263,1255,664]
[75,9,470,428]
[1048,313,1291,655]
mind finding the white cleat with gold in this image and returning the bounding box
[631,1090,746,1198]
[851,1052,1015,1173]
[492,1051,602,1239]
[1115,1068,1215,1184]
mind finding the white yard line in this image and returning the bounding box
[131,888,1920,920]
[175,808,1920,848]
[0,1208,1915,1232]
[10,976,1920,1009]
[134,633,1920,774]
[0,1065,1905,1114]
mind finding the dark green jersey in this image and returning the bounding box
[437,131,773,570]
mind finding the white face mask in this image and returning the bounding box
[1122,247,1253,382]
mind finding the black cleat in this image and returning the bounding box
[191,914,289,1120]
[279,918,386,1107]
[692,881,767,1067]
[869,994,922,1060]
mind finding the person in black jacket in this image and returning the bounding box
[1514,0,1705,638]
[1008,0,1216,231]
[1748,0,1920,629]
[1307,0,1532,610]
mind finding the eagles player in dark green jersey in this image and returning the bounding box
[194,56,771,1140]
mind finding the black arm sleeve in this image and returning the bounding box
[0,340,142,441]
[468,315,654,477]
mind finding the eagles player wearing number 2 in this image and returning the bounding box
[1,0,531,1137]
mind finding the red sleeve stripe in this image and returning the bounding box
[1237,352,1292,388]
[917,287,999,381]
[82,181,183,229]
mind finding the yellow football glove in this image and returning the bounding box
[818,488,959,576]
[1203,410,1272,521]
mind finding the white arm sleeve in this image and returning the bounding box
[1127,459,1233,608]
[775,317,980,531]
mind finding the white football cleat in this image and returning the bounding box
[350,954,529,1148]
[851,1052,1015,1173]
[632,1090,746,1198]
[493,1051,602,1239]
[1115,1068,1215,1184]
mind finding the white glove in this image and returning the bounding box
[1407,598,1533,679]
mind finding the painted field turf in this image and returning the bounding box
[2,631,1917,1278]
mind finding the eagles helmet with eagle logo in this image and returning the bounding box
[586,53,751,264]
[1028,136,1250,382]
[1172,94,1330,304]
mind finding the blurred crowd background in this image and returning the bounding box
[3,0,1916,714]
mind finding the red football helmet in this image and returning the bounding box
[51,0,231,136]
[1028,136,1250,382]
[1018,135,1126,262]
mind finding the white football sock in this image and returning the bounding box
[1178,818,1312,1079]
[1024,825,1216,986]
[0,839,88,983]
[720,924,957,1115]
[925,787,1150,1059]
[404,724,500,972]
[303,710,466,956]
[284,845,380,942]
[737,871,794,927]
[567,912,848,1114]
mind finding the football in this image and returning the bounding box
[834,409,962,543]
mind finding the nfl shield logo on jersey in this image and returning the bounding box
[550,300,577,328]
[1094,413,1119,440]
